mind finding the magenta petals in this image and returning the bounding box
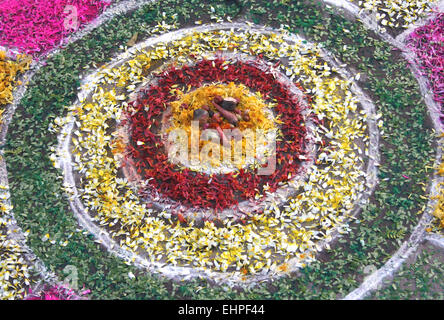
[0,0,110,56]
[407,13,444,118]
[25,284,90,300]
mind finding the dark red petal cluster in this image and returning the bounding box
[126,58,311,210]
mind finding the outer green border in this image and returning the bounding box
[5,0,435,299]
[370,243,444,299]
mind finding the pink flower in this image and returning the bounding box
[25,284,90,300]
[407,13,444,115]
[0,0,110,56]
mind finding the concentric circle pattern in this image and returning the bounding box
[52,26,379,281]
[125,56,308,210]
[0,0,443,300]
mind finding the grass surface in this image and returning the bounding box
[4,0,436,299]
[371,243,444,299]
